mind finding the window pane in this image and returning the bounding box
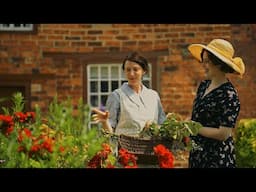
[144,72,150,78]
[90,95,98,107]
[111,81,119,91]
[101,66,108,79]
[111,66,118,78]
[101,81,108,92]
[90,67,98,79]
[121,80,127,85]
[143,80,150,88]
[90,81,98,92]
[121,70,125,79]
[101,95,108,107]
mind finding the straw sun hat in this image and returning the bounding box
[188,39,245,77]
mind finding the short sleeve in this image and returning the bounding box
[220,89,240,128]
[156,93,166,124]
[105,90,120,129]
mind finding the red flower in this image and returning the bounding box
[154,144,174,168]
[87,143,113,168]
[118,148,137,167]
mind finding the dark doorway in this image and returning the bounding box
[0,81,30,114]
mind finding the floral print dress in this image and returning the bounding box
[189,79,240,168]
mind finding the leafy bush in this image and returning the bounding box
[235,118,256,168]
[0,92,108,168]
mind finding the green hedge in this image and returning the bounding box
[235,118,256,168]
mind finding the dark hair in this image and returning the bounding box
[122,51,149,73]
[201,49,235,73]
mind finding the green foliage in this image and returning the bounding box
[159,113,201,142]
[140,113,201,140]
[46,96,90,136]
[0,92,25,115]
[11,92,25,113]
[0,92,108,168]
[235,118,256,168]
[139,113,202,151]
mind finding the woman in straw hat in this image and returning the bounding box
[187,39,245,168]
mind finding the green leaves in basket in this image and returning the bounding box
[139,113,202,142]
[139,121,159,138]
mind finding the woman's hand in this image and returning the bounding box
[91,108,109,123]
[91,108,113,133]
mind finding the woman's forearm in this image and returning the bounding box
[102,120,113,133]
[198,126,232,141]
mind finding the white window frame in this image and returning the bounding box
[0,24,34,31]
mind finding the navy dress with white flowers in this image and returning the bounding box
[189,79,240,168]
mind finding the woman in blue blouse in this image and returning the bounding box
[92,51,166,136]
[187,39,245,168]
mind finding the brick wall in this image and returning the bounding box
[0,24,255,120]
[230,24,256,119]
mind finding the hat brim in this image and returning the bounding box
[188,44,243,75]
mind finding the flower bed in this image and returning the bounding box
[0,92,201,168]
[0,93,107,168]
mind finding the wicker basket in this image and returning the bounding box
[118,134,173,164]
